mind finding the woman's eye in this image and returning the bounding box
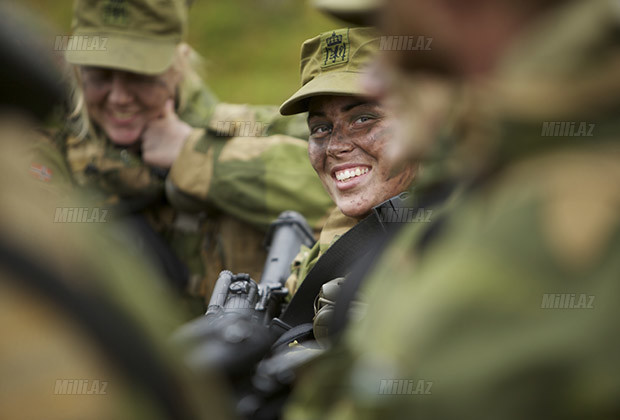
[310,125,331,137]
[85,69,111,83]
[355,116,373,124]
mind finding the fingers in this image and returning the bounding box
[159,98,176,119]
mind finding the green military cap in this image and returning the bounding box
[280,27,379,115]
[313,0,380,26]
[65,0,187,75]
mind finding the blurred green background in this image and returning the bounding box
[23,0,340,105]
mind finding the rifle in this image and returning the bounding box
[173,211,315,379]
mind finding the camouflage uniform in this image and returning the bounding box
[285,1,620,419]
[30,0,333,313]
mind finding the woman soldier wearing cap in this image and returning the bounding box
[32,0,333,317]
[269,27,418,347]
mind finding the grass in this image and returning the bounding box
[22,0,341,105]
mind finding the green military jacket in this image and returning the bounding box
[29,74,333,313]
[285,2,620,419]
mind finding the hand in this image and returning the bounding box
[142,99,193,169]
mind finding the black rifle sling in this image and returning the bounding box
[329,180,459,341]
[274,211,383,330]
[273,193,412,332]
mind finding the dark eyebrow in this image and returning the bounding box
[308,100,378,121]
[342,101,376,113]
[307,111,325,121]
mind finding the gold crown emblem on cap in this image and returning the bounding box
[326,31,344,46]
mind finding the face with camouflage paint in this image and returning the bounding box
[307,95,417,219]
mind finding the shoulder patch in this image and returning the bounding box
[29,163,53,182]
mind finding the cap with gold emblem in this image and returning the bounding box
[65,0,187,74]
[280,27,379,115]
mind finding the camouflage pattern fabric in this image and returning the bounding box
[2,127,236,420]
[285,1,620,419]
[30,75,331,310]
[166,116,334,235]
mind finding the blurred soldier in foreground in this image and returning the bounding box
[286,0,620,419]
[33,0,333,316]
[0,5,235,420]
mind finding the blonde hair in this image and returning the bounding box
[67,42,207,142]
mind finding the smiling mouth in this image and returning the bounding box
[108,109,139,123]
[334,166,371,183]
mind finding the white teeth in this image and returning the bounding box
[335,167,370,182]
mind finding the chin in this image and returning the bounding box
[107,129,142,146]
[337,201,372,220]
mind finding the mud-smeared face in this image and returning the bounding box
[307,95,417,218]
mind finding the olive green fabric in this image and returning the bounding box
[66,0,187,74]
[167,115,335,235]
[280,27,380,115]
[3,129,236,420]
[285,1,620,419]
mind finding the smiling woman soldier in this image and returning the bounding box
[276,27,418,346]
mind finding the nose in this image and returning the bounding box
[326,127,355,158]
[108,74,134,105]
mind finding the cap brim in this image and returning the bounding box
[313,0,380,25]
[65,33,177,75]
[280,71,368,115]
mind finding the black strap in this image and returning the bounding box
[273,193,412,331]
[270,323,315,354]
[329,180,459,340]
